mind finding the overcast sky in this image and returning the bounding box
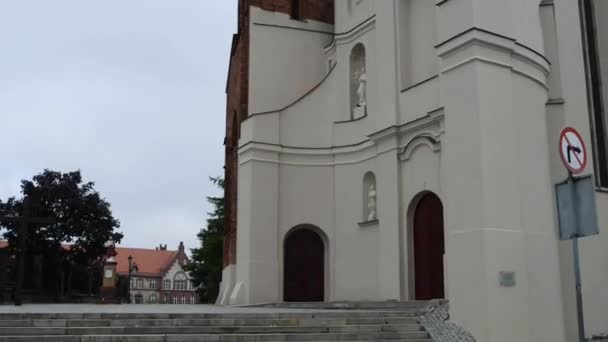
[0,1,236,251]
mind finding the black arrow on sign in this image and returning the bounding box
[567,145,582,163]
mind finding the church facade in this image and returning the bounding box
[221,1,608,341]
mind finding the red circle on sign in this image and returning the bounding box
[559,127,587,174]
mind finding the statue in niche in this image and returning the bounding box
[350,43,367,119]
[367,183,377,221]
[357,71,367,108]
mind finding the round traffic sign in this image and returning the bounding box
[559,127,587,174]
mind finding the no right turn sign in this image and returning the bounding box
[559,127,587,174]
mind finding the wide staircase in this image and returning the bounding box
[0,301,436,341]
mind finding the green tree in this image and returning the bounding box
[185,177,224,303]
[0,169,123,297]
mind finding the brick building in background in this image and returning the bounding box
[114,242,197,304]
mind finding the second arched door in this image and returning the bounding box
[413,193,445,300]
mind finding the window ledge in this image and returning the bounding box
[358,219,379,227]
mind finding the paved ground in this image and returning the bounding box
[0,304,345,314]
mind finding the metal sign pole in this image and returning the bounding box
[573,235,585,342]
[557,128,595,342]
[568,172,585,342]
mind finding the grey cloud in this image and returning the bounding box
[0,0,235,249]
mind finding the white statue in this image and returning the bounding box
[357,72,367,107]
[367,183,377,221]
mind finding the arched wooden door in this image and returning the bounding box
[413,193,445,300]
[284,228,324,302]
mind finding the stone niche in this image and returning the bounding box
[350,43,367,120]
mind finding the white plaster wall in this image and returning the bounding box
[248,7,333,115]
[398,0,438,88]
[334,0,375,35]
[235,154,280,304]
[333,158,380,300]
[399,76,441,124]
[278,164,335,300]
[277,69,335,147]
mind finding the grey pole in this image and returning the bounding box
[573,236,586,342]
[568,173,585,342]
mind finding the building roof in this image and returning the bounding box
[114,246,180,277]
[0,240,186,278]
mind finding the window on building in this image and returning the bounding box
[130,278,134,289]
[181,295,186,304]
[173,272,187,291]
[173,280,187,291]
[173,295,178,304]
[134,293,143,304]
[163,279,170,289]
[291,0,301,19]
[149,279,157,289]
[136,278,144,289]
[149,294,157,304]
[190,296,195,304]
[581,0,608,187]
[164,294,169,304]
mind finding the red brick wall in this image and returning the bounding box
[251,0,334,24]
[223,0,334,268]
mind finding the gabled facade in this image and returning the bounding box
[116,242,197,304]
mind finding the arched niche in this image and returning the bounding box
[350,43,367,119]
[362,172,377,222]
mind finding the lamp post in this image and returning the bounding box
[127,255,132,304]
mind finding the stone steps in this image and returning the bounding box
[0,310,421,320]
[0,337,433,342]
[244,301,437,310]
[0,302,434,341]
[0,323,424,335]
[0,317,420,327]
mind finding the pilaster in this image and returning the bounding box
[437,0,566,341]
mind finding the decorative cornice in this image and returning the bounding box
[252,22,333,35]
[547,98,565,105]
[368,107,445,144]
[435,0,452,6]
[435,27,550,67]
[358,220,379,228]
[324,15,376,54]
[399,133,441,161]
[401,74,439,93]
[238,110,445,166]
[334,112,368,124]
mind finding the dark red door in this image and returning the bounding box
[414,193,445,300]
[284,229,324,302]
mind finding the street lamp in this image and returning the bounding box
[127,255,132,304]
